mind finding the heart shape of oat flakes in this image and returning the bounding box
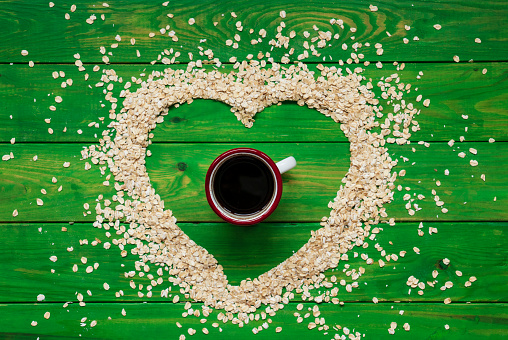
[100,63,395,315]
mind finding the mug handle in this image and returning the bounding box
[276,156,297,174]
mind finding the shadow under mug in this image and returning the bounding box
[205,148,297,225]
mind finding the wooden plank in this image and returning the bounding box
[0,0,507,63]
[0,302,506,339]
[0,222,505,303]
[0,62,506,143]
[0,142,506,223]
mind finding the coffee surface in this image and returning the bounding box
[213,155,275,215]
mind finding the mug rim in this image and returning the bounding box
[205,148,283,225]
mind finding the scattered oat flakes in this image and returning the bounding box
[70,32,432,325]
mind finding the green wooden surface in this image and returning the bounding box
[1,0,507,338]
[1,0,507,63]
[0,303,506,339]
[0,222,505,302]
[0,142,506,222]
[1,63,506,143]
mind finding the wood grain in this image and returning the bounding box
[0,0,507,63]
[1,1,507,338]
[0,302,506,339]
[1,142,506,223]
[0,62,506,143]
[0,222,505,303]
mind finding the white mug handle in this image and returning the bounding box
[276,156,297,174]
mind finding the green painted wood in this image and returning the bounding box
[0,62,506,143]
[0,222,505,303]
[1,142,506,223]
[1,0,506,337]
[0,302,506,339]
[1,0,507,64]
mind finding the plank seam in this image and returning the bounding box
[1,300,506,305]
[1,141,507,145]
[1,220,507,224]
[1,60,508,65]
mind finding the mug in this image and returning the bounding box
[205,148,296,225]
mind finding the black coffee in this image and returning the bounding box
[213,155,275,215]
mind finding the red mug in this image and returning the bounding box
[205,148,296,225]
